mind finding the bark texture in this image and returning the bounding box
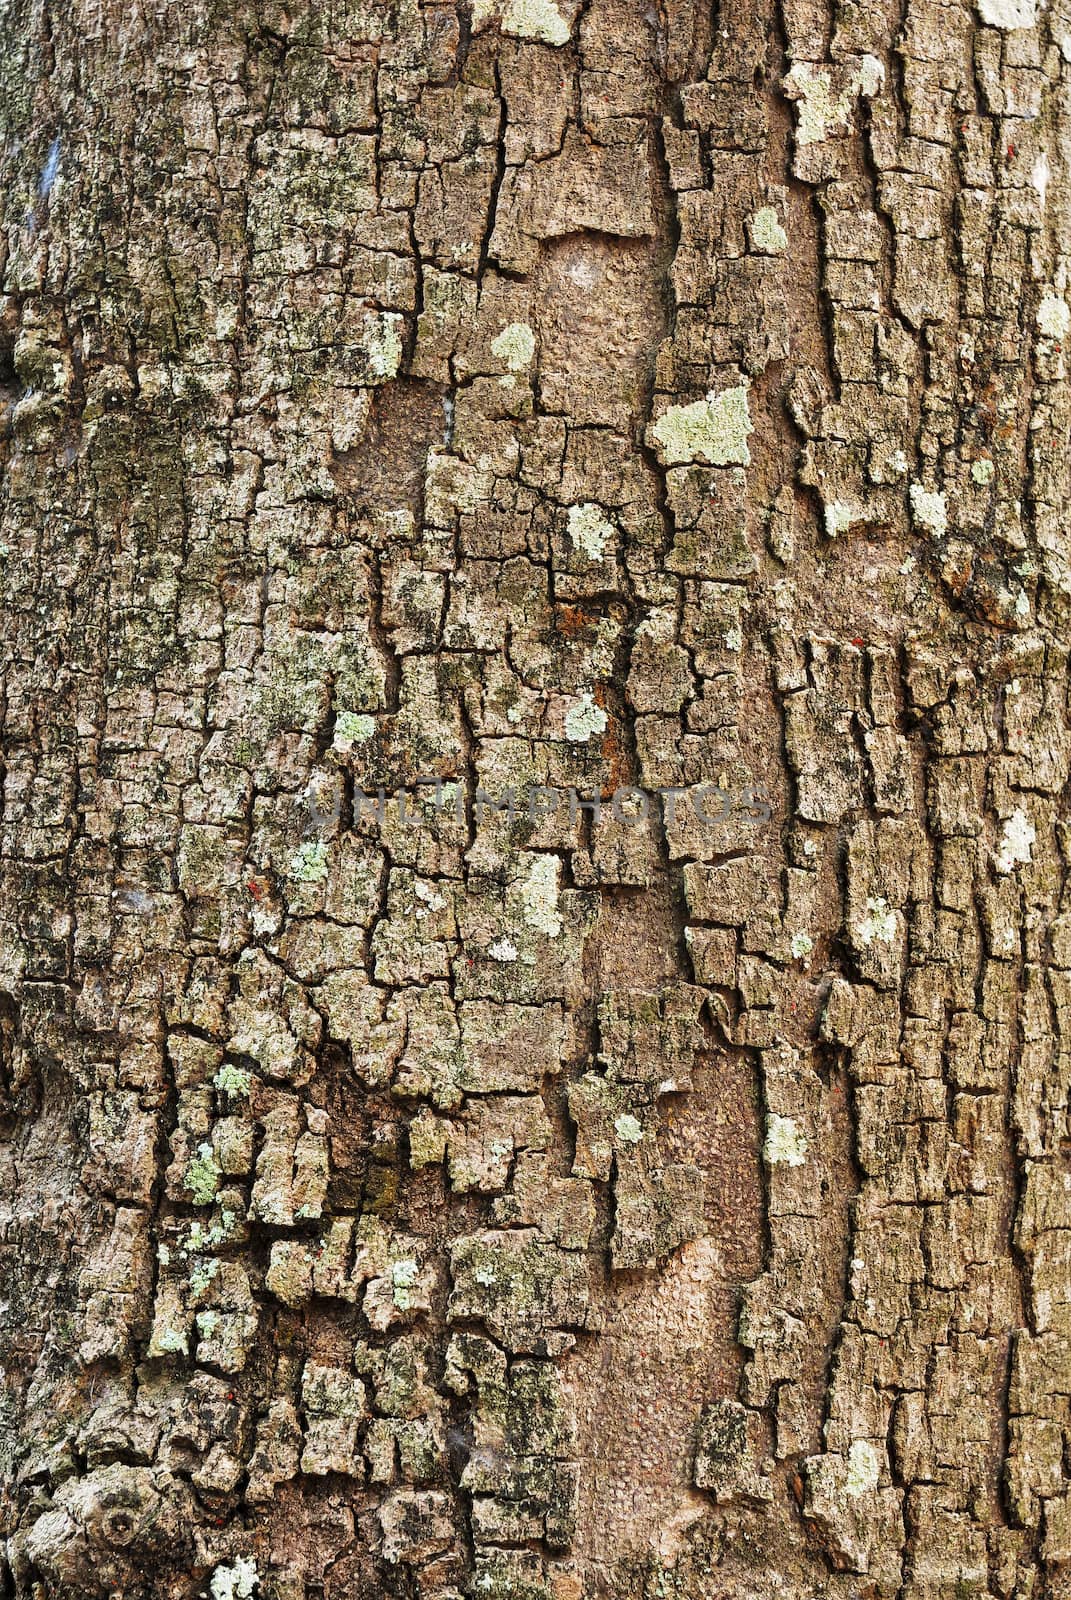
[1,0,1070,1594]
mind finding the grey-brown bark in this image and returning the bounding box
[1,0,1070,1595]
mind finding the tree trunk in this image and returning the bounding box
[1,0,1069,1594]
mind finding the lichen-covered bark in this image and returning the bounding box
[1,0,1070,1594]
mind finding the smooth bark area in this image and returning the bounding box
[1,0,1070,1594]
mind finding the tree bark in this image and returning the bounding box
[1,0,1070,1595]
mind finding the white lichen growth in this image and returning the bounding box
[210,1557,259,1600]
[909,483,948,537]
[856,896,898,946]
[784,56,884,145]
[845,1439,881,1497]
[391,1258,419,1309]
[823,500,858,538]
[856,54,885,97]
[500,0,571,43]
[363,312,404,381]
[1037,292,1070,341]
[214,1061,251,1098]
[978,0,1037,28]
[649,385,753,467]
[971,458,994,486]
[614,1113,644,1144]
[189,1257,220,1297]
[334,711,376,747]
[185,1210,236,1255]
[490,320,537,370]
[567,501,613,560]
[520,855,563,937]
[155,1327,189,1356]
[790,931,814,960]
[414,879,447,915]
[564,692,608,743]
[995,809,1035,873]
[785,66,843,144]
[1002,585,1025,617]
[184,1143,221,1206]
[489,937,518,962]
[1032,151,1050,205]
[290,839,329,883]
[764,1114,808,1167]
[750,205,788,253]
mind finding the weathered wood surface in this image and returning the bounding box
[1,0,1070,1593]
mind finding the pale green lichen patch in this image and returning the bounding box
[362,311,404,381]
[971,458,994,485]
[214,1061,251,1098]
[290,839,329,882]
[500,0,571,44]
[909,482,948,537]
[648,385,753,467]
[764,1113,808,1167]
[155,1327,189,1356]
[790,931,814,960]
[749,205,787,253]
[409,1109,449,1169]
[185,1209,238,1254]
[567,501,613,560]
[189,1257,220,1297]
[995,809,1035,873]
[785,66,843,144]
[184,1143,222,1205]
[490,321,537,371]
[391,1258,420,1309]
[564,692,608,743]
[334,710,376,748]
[784,56,884,145]
[614,1113,644,1144]
[1037,292,1070,341]
[857,896,898,946]
[520,855,563,937]
[845,1439,881,1496]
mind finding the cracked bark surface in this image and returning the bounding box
[1,0,1071,1594]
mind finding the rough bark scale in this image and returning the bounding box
[1,0,1070,1594]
